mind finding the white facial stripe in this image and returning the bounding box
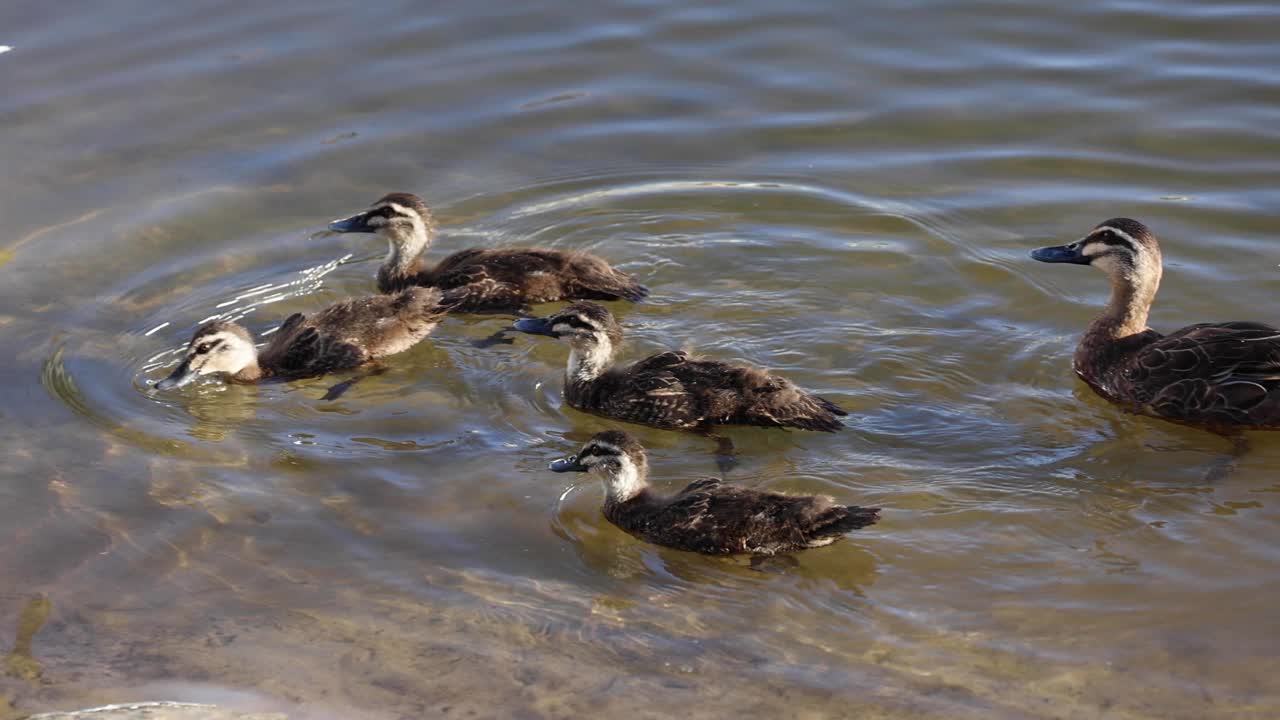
[1082,241,1108,257]
[193,331,239,350]
[371,202,416,219]
[1088,226,1140,248]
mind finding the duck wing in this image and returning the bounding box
[596,352,706,429]
[274,312,307,339]
[678,476,725,494]
[259,293,449,378]
[424,254,528,312]
[653,483,871,554]
[434,248,647,306]
[259,325,363,378]
[558,251,648,302]
[729,371,849,432]
[1127,321,1280,425]
[311,289,448,359]
[654,355,848,431]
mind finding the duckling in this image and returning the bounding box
[1031,218,1280,432]
[154,287,451,391]
[512,301,848,432]
[550,429,880,555]
[327,192,648,312]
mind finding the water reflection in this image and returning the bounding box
[2,0,1279,717]
[3,596,49,683]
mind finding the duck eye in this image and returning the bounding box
[196,343,211,354]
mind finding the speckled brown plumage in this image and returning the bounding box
[1032,217,1280,431]
[550,430,880,556]
[330,192,647,312]
[515,302,848,432]
[259,287,451,377]
[156,287,451,389]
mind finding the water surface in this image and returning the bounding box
[2,1,1279,718]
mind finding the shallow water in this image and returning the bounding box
[2,1,1279,718]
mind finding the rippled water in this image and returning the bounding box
[2,1,1279,718]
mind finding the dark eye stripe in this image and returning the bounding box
[371,204,417,220]
[1090,229,1137,250]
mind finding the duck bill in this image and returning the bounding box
[1030,244,1090,264]
[549,454,589,473]
[513,317,559,337]
[154,359,197,391]
[327,210,377,234]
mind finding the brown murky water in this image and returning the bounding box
[2,1,1279,718]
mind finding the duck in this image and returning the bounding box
[549,429,880,556]
[326,192,648,312]
[154,286,452,391]
[1031,217,1280,432]
[512,301,848,432]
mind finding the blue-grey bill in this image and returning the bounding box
[327,212,374,234]
[1030,244,1089,264]
[549,455,588,472]
[154,361,196,391]
[514,317,556,335]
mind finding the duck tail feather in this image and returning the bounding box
[619,281,649,302]
[822,506,881,534]
[785,413,846,432]
[820,397,850,417]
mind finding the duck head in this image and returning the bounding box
[1031,218,1164,337]
[328,192,437,270]
[1031,218,1162,281]
[550,429,650,502]
[155,320,259,390]
[513,301,624,382]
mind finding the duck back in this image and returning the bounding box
[568,351,847,431]
[1080,320,1280,430]
[605,479,879,555]
[379,247,646,311]
[258,287,448,378]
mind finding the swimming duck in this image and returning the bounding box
[1031,218,1280,431]
[550,429,880,555]
[154,287,451,390]
[512,301,848,432]
[327,192,648,312]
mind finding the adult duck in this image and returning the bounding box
[1031,217,1280,432]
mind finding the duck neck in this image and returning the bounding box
[566,338,614,384]
[231,359,263,383]
[385,235,427,276]
[384,214,435,275]
[1087,268,1159,342]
